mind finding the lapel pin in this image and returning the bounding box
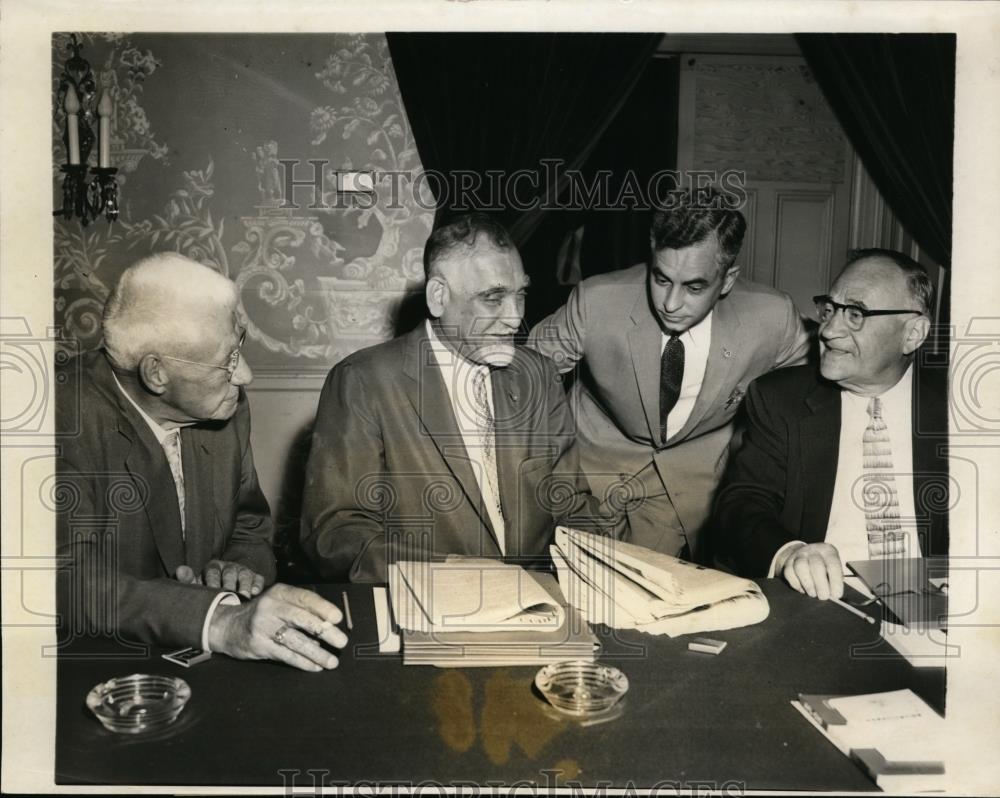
[722,348,733,359]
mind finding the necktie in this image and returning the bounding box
[471,369,505,548]
[862,396,906,557]
[659,334,685,443]
[161,430,186,538]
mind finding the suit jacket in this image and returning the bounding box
[55,350,276,648]
[301,323,601,583]
[713,363,950,577]
[528,265,809,555]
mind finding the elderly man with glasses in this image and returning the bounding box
[712,249,949,600]
[56,253,348,671]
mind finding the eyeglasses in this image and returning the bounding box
[812,295,922,331]
[160,329,246,382]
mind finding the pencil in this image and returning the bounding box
[342,590,354,630]
[830,596,876,625]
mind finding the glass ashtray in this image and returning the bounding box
[535,660,629,717]
[86,673,191,734]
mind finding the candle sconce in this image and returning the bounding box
[54,34,118,225]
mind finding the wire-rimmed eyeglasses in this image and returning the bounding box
[813,295,922,331]
[160,329,246,382]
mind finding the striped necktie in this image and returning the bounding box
[862,396,906,557]
[161,430,186,538]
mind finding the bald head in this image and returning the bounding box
[819,249,932,395]
[103,253,238,370]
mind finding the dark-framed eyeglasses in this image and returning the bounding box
[812,295,922,331]
[160,329,246,382]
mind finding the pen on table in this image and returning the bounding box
[341,590,354,631]
[830,596,876,625]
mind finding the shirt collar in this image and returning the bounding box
[425,319,490,378]
[841,362,914,410]
[663,309,713,349]
[110,369,174,444]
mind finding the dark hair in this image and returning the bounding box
[846,248,935,316]
[423,213,513,278]
[650,189,746,271]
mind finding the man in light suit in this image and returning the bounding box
[302,214,602,583]
[528,190,810,559]
[713,250,948,600]
[57,253,347,671]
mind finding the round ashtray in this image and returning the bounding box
[535,661,629,717]
[86,673,191,734]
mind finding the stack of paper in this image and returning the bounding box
[388,559,597,667]
[550,527,769,636]
[793,689,946,792]
[847,558,952,667]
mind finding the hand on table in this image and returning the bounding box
[175,560,265,599]
[207,583,348,672]
[777,542,844,600]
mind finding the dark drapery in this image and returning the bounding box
[386,32,661,244]
[796,33,955,267]
[578,55,679,277]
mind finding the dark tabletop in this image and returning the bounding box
[56,580,945,790]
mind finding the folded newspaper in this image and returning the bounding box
[388,558,566,633]
[550,526,769,636]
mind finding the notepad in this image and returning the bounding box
[793,689,946,792]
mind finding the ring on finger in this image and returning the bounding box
[273,624,290,645]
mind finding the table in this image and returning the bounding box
[56,580,945,790]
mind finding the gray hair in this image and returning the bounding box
[103,253,238,370]
[846,248,934,316]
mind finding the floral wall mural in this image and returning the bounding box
[53,32,434,373]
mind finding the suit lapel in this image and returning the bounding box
[627,291,664,442]
[491,360,531,556]
[669,298,741,444]
[120,416,186,576]
[97,353,187,575]
[401,326,498,543]
[800,379,842,540]
[182,430,216,569]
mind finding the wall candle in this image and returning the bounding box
[64,84,80,165]
[97,90,113,168]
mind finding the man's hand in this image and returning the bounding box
[777,542,844,600]
[207,583,348,672]
[175,561,265,599]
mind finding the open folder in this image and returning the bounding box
[550,526,769,636]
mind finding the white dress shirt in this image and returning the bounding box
[661,310,713,440]
[426,321,506,554]
[825,365,920,564]
[769,365,921,576]
[111,371,237,652]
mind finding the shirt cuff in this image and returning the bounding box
[768,540,806,579]
[201,591,241,652]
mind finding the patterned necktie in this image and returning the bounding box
[862,396,906,557]
[161,430,186,538]
[659,334,685,443]
[471,369,505,542]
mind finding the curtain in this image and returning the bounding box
[578,55,679,277]
[386,33,661,244]
[796,33,955,267]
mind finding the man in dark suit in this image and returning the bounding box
[714,249,948,600]
[528,190,809,559]
[302,214,602,583]
[57,253,347,671]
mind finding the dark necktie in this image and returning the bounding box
[659,334,685,444]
